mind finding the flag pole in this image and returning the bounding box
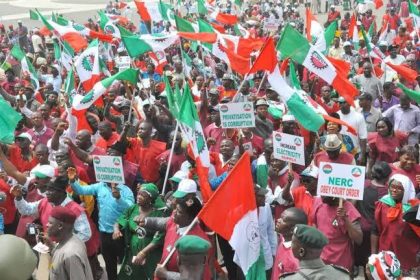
[161,216,199,266]
[161,120,180,195]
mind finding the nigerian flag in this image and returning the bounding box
[267,64,325,132]
[72,69,138,110]
[11,45,39,90]
[315,20,337,53]
[409,0,420,29]
[0,97,22,144]
[98,11,121,38]
[118,26,178,58]
[397,83,420,103]
[163,75,181,118]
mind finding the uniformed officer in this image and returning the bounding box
[155,235,211,280]
[281,224,350,280]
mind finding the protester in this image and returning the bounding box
[45,206,94,280]
[371,174,420,277]
[282,224,350,279]
[113,183,169,279]
[0,1,418,279]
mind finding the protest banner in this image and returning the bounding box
[93,155,125,184]
[317,162,365,200]
[272,132,305,166]
[220,102,255,129]
[115,56,131,71]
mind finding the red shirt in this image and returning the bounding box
[368,132,407,163]
[156,150,186,178]
[126,138,166,183]
[375,201,420,270]
[271,236,299,280]
[95,132,120,150]
[313,199,361,271]
[390,162,420,190]
[8,144,37,173]
[69,146,106,183]
[0,179,16,225]
[313,151,355,167]
[158,217,212,280]
[292,186,316,225]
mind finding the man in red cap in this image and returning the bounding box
[45,206,94,280]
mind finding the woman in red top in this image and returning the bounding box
[371,174,419,277]
[390,145,420,191]
[367,117,407,176]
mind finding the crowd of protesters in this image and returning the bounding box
[0,0,419,279]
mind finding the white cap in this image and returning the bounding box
[31,165,55,179]
[282,114,296,122]
[173,179,197,198]
[301,165,319,178]
[16,132,32,142]
[343,41,352,47]
[169,170,188,183]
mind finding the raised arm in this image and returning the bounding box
[0,147,27,185]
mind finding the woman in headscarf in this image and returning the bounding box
[371,174,420,277]
[355,162,393,269]
[113,183,169,280]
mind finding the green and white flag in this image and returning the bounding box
[397,83,420,103]
[197,0,208,15]
[181,49,193,77]
[118,26,179,58]
[267,65,324,132]
[53,40,74,71]
[409,0,420,29]
[163,75,180,118]
[99,11,121,38]
[72,69,139,110]
[277,24,358,106]
[11,45,39,90]
[175,15,199,32]
[0,97,22,144]
[315,20,337,53]
[178,83,210,168]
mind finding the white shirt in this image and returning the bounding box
[258,203,277,270]
[382,55,406,82]
[338,109,368,151]
[31,34,43,53]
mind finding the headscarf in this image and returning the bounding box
[140,183,165,208]
[379,174,416,221]
[367,251,402,280]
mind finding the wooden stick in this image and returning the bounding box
[161,121,180,195]
[339,198,343,208]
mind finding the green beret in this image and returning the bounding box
[294,224,328,249]
[140,183,159,201]
[175,235,211,255]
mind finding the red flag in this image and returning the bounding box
[248,37,277,74]
[327,56,351,77]
[198,153,255,240]
[178,32,218,43]
[279,58,290,75]
[386,62,418,81]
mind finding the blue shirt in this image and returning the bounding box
[70,181,134,233]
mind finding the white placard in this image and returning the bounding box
[317,162,365,200]
[272,132,305,166]
[115,56,131,71]
[416,205,420,221]
[219,102,255,129]
[93,155,125,184]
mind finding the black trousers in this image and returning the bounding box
[100,232,124,280]
[217,235,244,280]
